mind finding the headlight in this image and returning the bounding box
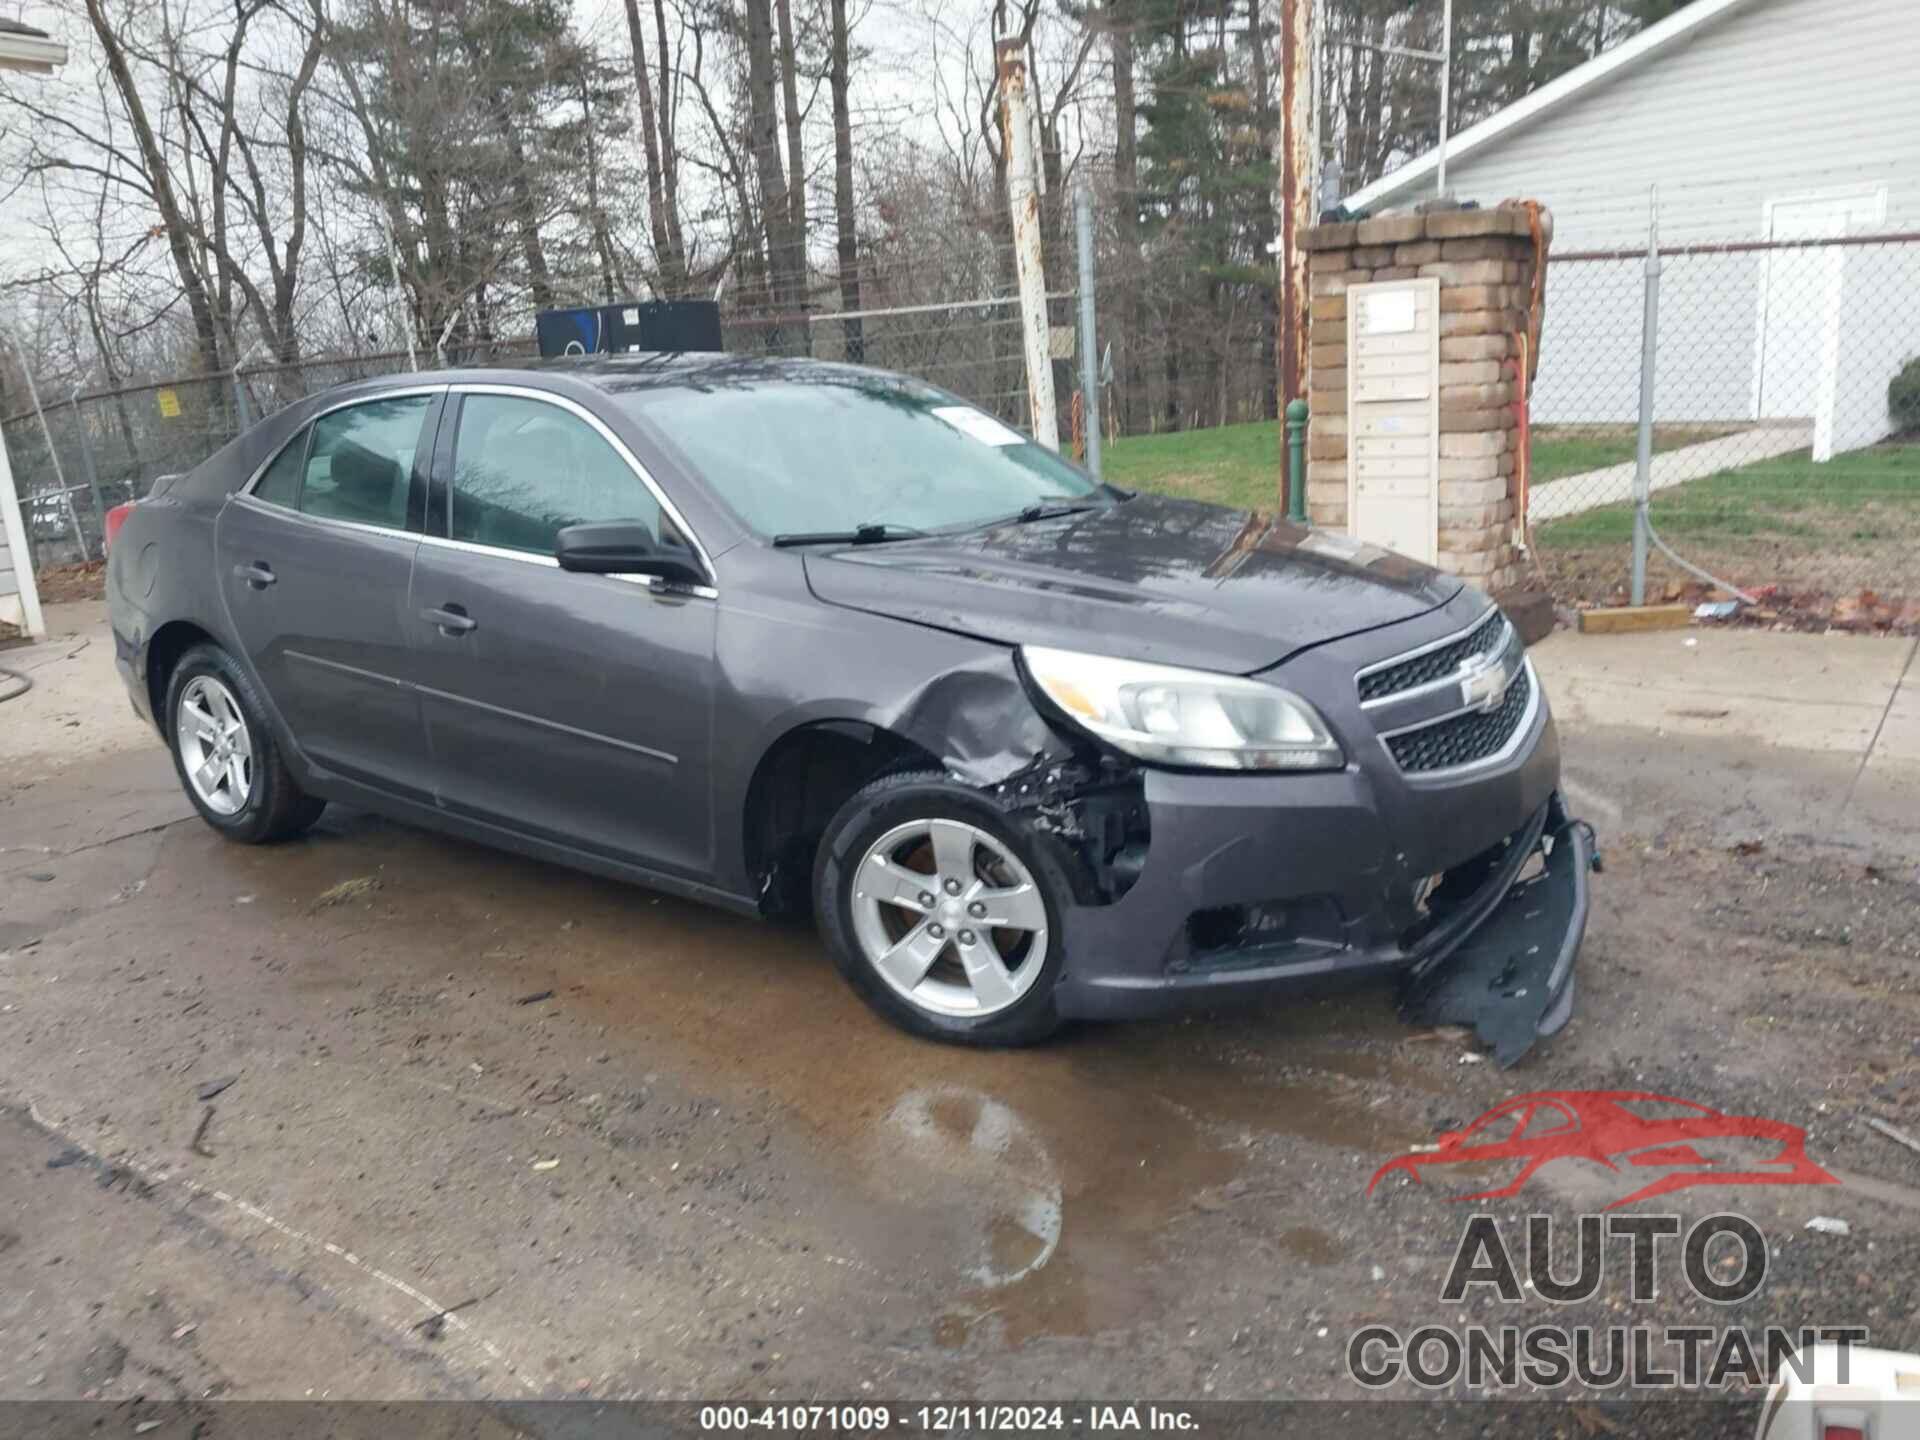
[1020,645,1344,771]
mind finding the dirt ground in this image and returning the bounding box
[30,560,108,608]
[4,610,1920,1432]
[1538,544,1920,632]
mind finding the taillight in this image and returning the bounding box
[1823,1426,1865,1440]
[103,501,134,553]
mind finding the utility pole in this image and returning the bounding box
[1272,0,1316,417]
[1437,0,1453,196]
[997,38,1058,450]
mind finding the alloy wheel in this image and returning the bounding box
[849,818,1050,1019]
[176,675,254,817]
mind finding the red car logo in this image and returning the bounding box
[1367,1090,1839,1211]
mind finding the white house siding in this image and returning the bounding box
[1419,0,1920,447]
[0,437,44,638]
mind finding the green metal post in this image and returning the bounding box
[1285,398,1310,525]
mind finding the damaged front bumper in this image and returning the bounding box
[1398,795,1593,1066]
[1045,696,1592,1066]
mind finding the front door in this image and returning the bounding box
[216,390,441,796]
[409,388,717,878]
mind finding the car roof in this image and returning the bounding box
[350,352,899,399]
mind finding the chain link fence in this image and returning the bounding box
[1527,230,1920,621]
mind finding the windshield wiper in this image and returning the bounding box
[771,522,930,548]
[1010,498,1107,524]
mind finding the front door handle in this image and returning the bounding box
[233,561,276,590]
[421,603,477,637]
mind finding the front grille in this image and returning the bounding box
[1358,609,1507,703]
[1386,665,1533,773]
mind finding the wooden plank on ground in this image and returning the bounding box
[1577,604,1692,635]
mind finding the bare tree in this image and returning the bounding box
[622,0,689,295]
[828,0,860,360]
[743,0,804,343]
[83,0,224,375]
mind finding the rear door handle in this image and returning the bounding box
[233,561,276,589]
[421,604,477,636]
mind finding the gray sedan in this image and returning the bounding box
[105,355,1591,1058]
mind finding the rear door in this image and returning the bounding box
[409,386,718,878]
[216,389,442,797]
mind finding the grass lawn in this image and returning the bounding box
[1105,418,1743,509]
[1104,420,1289,511]
[1536,443,1920,548]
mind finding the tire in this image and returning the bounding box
[164,642,326,844]
[813,770,1068,1045]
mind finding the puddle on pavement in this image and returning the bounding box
[148,808,1427,1346]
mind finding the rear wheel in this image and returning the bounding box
[814,771,1066,1045]
[165,644,326,844]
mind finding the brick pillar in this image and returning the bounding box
[1300,205,1549,594]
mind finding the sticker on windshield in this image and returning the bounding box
[932,406,1026,447]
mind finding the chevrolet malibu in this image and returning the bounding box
[106,355,1592,1056]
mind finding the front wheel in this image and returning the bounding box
[813,771,1068,1045]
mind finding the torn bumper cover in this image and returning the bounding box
[1398,794,1592,1067]
[1042,690,1593,1065]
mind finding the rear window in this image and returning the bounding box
[252,432,306,507]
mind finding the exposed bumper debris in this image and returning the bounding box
[1400,798,1595,1067]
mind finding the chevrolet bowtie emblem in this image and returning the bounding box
[1460,657,1515,714]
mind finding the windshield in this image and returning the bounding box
[617,369,1105,539]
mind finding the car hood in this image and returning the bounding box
[802,495,1462,673]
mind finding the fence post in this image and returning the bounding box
[996,39,1059,451]
[1630,187,1662,606]
[231,365,252,431]
[1074,178,1101,480]
[69,380,107,540]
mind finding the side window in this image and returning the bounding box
[251,429,307,507]
[450,394,661,556]
[300,395,433,530]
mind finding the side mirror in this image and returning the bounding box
[555,521,706,586]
